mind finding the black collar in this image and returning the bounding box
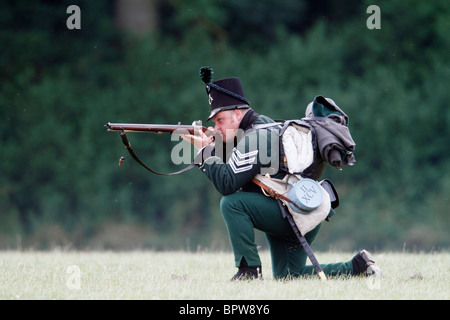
[239,108,259,131]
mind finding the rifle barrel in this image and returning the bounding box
[105,122,208,135]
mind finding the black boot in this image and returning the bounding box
[231,258,262,281]
[352,249,383,277]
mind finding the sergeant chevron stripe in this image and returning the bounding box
[229,149,259,174]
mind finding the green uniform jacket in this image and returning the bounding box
[199,109,284,195]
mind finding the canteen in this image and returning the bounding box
[287,178,323,214]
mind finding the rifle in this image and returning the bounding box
[105,122,209,135]
[105,121,211,175]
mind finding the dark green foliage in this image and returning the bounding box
[1,0,448,251]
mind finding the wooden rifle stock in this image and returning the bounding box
[105,122,209,135]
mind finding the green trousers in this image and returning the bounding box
[220,192,354,279]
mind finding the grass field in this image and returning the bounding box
[0,250,448,300]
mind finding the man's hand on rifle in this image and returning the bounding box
[181,127,217,167]
[181,127,215,150]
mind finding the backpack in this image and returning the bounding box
[254,95,355,177]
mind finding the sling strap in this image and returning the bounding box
[276,199,327,281]
[119,131,196,176]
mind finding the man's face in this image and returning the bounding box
[211,109,242,143]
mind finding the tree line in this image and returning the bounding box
[1,0,448,251]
